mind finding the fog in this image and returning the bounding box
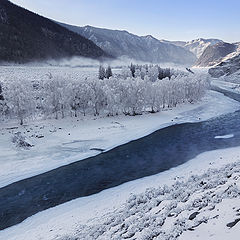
[40,56,187,70]
[0,56,189,72]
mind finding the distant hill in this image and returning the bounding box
[0,0,109,63]
[195,42,237,67]
[59,23,197,65]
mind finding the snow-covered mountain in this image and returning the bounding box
[209,52,240,78]
[184,38,223,58]
[160,39,186,48]
[59,23,197,65]
[195,42,238,67]
[161,38,222,58]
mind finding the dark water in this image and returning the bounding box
[0,88,240,230]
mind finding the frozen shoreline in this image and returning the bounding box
[0,90,239,188]
[1,144,240,240]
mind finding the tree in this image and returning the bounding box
[70,79,92,117]
[43,77,70,119]
[158,67,164,80]
[105,66,113,79]
[0,83,4,100]
[130,63,136,77]
[4,79,35,125]
[98,65,105,80]
[88,79,106,116]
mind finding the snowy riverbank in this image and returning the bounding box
[0,90,239,188]
[1,143,240,240]
[212,79,240,94]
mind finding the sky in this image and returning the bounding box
[10,0,240,43]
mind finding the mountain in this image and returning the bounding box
[195,42,238,67]
[0,0,109,63]
[160,40,186,48]
[59,23,197,65]
[209,51,240,78]
[162,38,223,58]
[183,38,222,58]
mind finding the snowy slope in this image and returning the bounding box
[58,23,197,65]
[184,38,222,58]
[161,38,222,59]
[196,42,238,67]
[209,50,240,79]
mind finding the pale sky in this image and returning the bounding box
[10,0,240,43]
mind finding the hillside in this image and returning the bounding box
[0,0,109,63]
[184,38,222,58]
[59,23,197,65]
[195,42,237,67]
[162,38,222,59]
[209,53,240,78]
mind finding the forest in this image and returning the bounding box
[0,65,209,125]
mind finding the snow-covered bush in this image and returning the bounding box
[60,161,240,240]
[12,132,34,148]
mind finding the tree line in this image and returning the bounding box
[0,69,209,125]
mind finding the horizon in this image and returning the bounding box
[10,0,240,43]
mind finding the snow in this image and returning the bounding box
[184,38,222,58]
[0,66,100,82]
[179,199,240,240]
[212,79,240,94]
[215,134,234,139]
[1,76,240,239]
[1,144,240,240]
[0,90,239,188]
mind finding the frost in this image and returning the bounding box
[12,132,34,149]
[61,162,240,240]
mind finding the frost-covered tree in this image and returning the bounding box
[4,79,35,125]
[98,65,105,80]
[105,66,113,79]
[121,67,132,79]
[70,79,92,116]
[43,77,70,119]
[88,78,106,115]
[122,77,145,115]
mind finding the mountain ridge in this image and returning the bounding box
[0,0,109,63]
[59,22,197,65]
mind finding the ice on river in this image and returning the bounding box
[215,134,234,139]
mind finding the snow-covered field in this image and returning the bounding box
[0,66,99,81]
[0,89,239,188]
